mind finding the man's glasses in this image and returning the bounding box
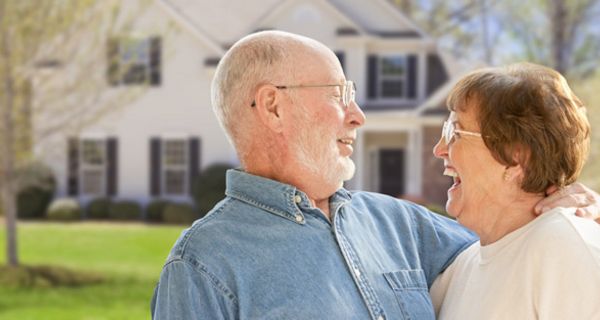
[442,120,482,144]
[251,80,356,109]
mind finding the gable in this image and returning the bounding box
[317,0,425,37]
[253,0,364,44]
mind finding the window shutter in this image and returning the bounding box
[67,138,79,196]
[150,138,161,196]
[188,137,201,195]
[107,38,120,86]
[335,51,345,71]
[407,54,417,99]
[106,138,118,196]
[149,37,161,86]
[367,55,378,99]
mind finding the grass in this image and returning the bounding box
[0,221,184,320]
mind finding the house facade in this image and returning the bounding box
[35,0,455,207]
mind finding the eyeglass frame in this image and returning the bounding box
[442,120,482,144]
[250,80,356,109]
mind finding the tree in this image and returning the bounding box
[499,0,600,78]
[390,0,600,78]
[0,0,147,267]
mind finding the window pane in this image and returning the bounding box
[119,38,151,84]
[165,170,185,195]
[164,140,186,166]
[82,140,104,165]
[82,170,103,195]
[381,80,404,97]
[381,57,405,76]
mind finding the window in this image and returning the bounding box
[80,140,106,195]
[107,36,161,86]
[162,139,188,195]
[367,54,417,101]
[379,56,407,98]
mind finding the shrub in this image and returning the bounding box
[46,198,81,221]
[86,198,112,219]
[163,203,198,225]
[108,200,142,220]
[146,199,169,222]
[192,163,234,217]
[16,162,56,219]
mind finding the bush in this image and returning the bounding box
[46,198,81,221]
[86,198,111,219]
[163,203,198,225]
[16,162,56,219]
[108,200,142,220]
[146,199,169,222]
[192,163,234,217]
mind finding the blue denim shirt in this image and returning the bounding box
[151,170,476,320]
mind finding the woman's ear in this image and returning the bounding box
[253,84,284,133]
[504,146,528,183]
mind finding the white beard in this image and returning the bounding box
[292,123,355,188]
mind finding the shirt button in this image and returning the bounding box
[377,316,384,320]
[353,268,361,277]
[294,195,302,203]
[295,214,304,223]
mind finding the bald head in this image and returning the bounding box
[211,31,339,159]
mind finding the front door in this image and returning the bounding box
[379,149,405,197]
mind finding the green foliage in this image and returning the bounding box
[146,199,169,222]
[162,203,198,225]
[108,201,142,220]
[86,197,111,219]
[0,265,104,288]
[46,198,81,221]
[16,162,56,219]
[192,163,233,216]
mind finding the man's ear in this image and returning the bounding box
[254,84,284,133]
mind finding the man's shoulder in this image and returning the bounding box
[167,197,253,259]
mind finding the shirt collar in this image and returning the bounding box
[224,169,352,224]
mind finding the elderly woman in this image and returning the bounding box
[429,63,600,319]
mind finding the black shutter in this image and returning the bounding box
[407,54,417,99]
[149,37,161,86]
[106,138,118,196]
[188,137,201,195]
[367,55,378,99]
[107,38,120,86]
[150,138,161,196]
[335,51,345,71]
[67,138,79,196]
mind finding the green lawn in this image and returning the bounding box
[0,221,184,320]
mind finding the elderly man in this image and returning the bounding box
[151,31,599,319]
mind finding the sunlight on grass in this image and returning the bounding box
[0,222,184,320]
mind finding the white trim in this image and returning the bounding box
[370,0,430,39]
[249,0,366,37]
[155,0,225,55]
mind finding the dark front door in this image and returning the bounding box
[379,149,405,197]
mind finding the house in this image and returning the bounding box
[34,0,456,208]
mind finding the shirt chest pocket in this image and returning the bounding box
[383,269,435,320]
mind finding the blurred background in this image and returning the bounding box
[0,0,598,319]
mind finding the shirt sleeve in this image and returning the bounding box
[406,202,478,288]
[151,258,237,320]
